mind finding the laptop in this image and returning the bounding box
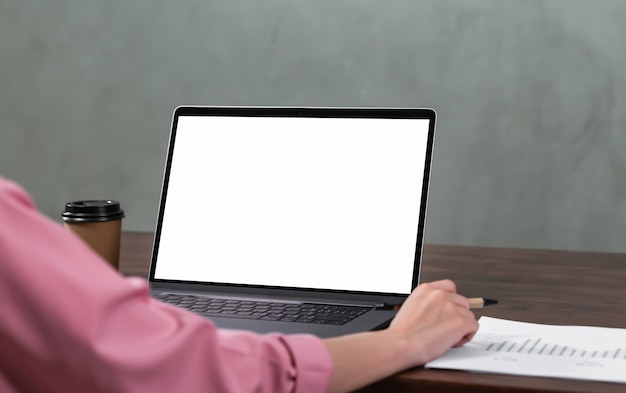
[148,106,436,338]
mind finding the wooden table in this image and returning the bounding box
[120,231,626,393]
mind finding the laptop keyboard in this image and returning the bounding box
[155,293,370,325]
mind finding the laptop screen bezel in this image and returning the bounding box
[148,106,436,299]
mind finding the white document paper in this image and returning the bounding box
[425,316,626,384]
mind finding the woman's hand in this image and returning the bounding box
[389,279,479,366]
[324,279,478,393]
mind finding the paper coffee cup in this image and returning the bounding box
[62,200,125,269]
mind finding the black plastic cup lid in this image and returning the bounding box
[61,200,125,222]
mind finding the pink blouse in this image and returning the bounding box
[0,176,333,393]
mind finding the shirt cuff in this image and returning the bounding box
[283,334,334,393]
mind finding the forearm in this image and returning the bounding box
[0,176,334,393]
[323,330,411,393]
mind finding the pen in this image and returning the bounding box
[375,297,498,311]
[468,297,498,309]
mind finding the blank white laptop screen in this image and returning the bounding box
[154,115,430,294]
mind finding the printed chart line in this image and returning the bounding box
[482,339,626,359]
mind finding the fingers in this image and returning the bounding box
[389,287,479,365]
[412,280,470,309]
[445,292,471,309]
[418,279,457,294]
[454,330,477,348]
[392,280,478,359]
[453,324,479,347]
[393,280,474,333]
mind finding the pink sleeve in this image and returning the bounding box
[0,177,333,393]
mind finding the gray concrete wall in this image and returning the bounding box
[2,1,625,252]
